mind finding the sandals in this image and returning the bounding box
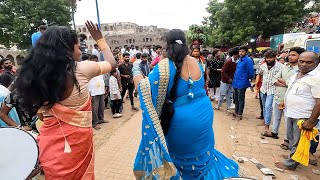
[132,107,139,111]
[261,132,279,139]
[280,140,289,150]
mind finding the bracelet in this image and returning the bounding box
[96,38,104,44]
[97,38,108,51]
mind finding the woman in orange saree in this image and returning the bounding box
[14,21,117,180]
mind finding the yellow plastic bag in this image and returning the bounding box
[292,120,318,166]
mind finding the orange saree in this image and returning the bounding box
[37,98,94,180]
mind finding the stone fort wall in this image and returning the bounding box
[0,22,169,63]
[76,22,169,50]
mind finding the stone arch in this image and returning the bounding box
[104,26,108,31]
[78,28,81,32]
[6,54,14,62]
[16,54,25,66]
[82,27,87,32]
[109,26,114,31]
[117,23,122,29]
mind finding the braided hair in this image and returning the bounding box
[160,29,189,134]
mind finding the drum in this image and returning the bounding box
[0,127,40,179]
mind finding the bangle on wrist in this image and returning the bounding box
[97,38,108,51]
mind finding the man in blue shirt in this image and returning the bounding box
[31,25,47,47]
[232,46,254,120]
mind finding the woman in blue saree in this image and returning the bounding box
[132,29,238,180]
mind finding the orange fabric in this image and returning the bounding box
[131,57,136,63]
[37,98,94,180]
[255,74,262,91]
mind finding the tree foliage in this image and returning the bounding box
[206,0,316,46]
[0,0,73,49]
[186,24,210,45]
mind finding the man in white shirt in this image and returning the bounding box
[276,51,320,170]
[91,44,100,61]
[133,53,142,67]
[88,56,109,130]
[133,46,141,56]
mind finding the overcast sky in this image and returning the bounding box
[74,0,211,30]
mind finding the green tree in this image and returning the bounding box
[0,0,73,49]
[206,0,315,46]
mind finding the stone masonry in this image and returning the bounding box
[76,22,169,50]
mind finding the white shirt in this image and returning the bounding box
[284,68,320,119]
[133,59,142,67]
[91,49,100,61]
[143,48,149,54]
[133,49,141,56]
[109,76,121,100]
[88,75,105,96]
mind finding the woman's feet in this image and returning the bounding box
[132,107,139,111]
[93,124,101,130]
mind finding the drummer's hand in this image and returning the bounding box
[85,21,103,41]
[23,126,32,131]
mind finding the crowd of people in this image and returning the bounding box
[292,14,320,33]
[0,20,320,179]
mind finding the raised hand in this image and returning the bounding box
[85,20,103,41]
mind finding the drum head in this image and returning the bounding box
[0,127,39,179]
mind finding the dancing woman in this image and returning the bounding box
[132,29,238,179]
[14,21,117,179]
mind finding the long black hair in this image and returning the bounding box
[160,29,189,134]
[14,26,80,113]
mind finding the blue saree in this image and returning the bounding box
[134,59,238,180]
[0,86,20,127]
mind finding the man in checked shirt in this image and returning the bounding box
[258,50,283,134]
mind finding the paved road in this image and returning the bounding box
[95,112,141,180]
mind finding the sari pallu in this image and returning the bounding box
[134,59,239,180]
[37,98,94,180]
[134,59,181,179]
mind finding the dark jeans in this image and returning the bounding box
[121,83,134,106]
[91,94,105,127]
[111,99,122,114]
[234,88,246,115]
[259,91,264,118]
[105,86,109,107]
[310,135,319,154]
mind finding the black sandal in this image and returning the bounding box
[280,139,289,150]
[261,131,273,137]
[271,132,279,139]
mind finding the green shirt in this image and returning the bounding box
[272,64,298,103]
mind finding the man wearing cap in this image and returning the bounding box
[31,25,47,47]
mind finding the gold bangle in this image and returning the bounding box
[97,39,107,50]
[96,38,105,44]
